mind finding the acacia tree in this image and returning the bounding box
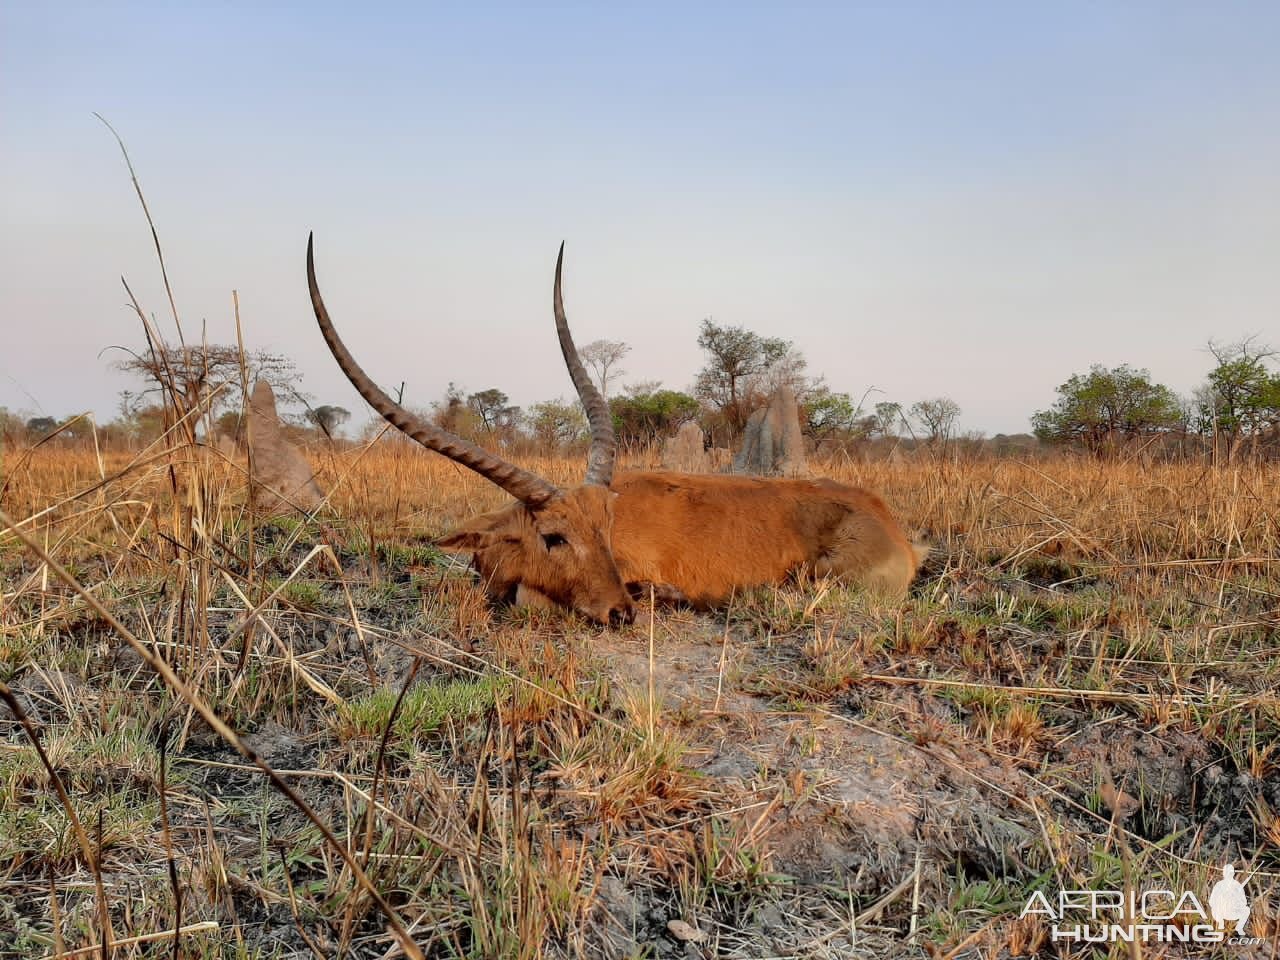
[115,343,302,422]
[579,340,631,397]
[1032,365,1183,453]
[694,318,793,434]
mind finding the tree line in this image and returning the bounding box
[1030,337,1280,460]
[4,326,1277,462]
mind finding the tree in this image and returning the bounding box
[623,379,662,398]
[694,319,793,434]
[431,382,467,433]
[215,409,244,443]
[1031,365,1183,452]
[115,343,302,423]
[579,340,631,397]
[610,388,701,447]
[467,388,520,434]
[1195,337,1280,458]
[871,401,904,439]
[910,397,962,445]
[0,407,24,445]
[307,405,351,438]
[424,382,489,443]
[526,398,589,450]
[25,416,58,436]
[803,387,864,441]
[751,346,813,401]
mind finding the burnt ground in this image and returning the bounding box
[3,515,1279,959]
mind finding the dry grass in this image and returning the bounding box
[2,433,1279,958]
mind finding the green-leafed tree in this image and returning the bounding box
[215,409,244,444]
[694,318,793,434]
[610,387,701,447]
[114,391,166,443]
[1194,338,1280,458]
[526,398,589,450]
[1032,365,1184,452]
[24,416,59,437]
[803,387,865,442]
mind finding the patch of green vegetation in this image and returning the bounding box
[275,577,328,611]
[256,514,305,536]
[940,682,1007,715]
[355,579,409,607]
[0,628,43,679]
[681,815,786,921]
[965,587,1064,629]
[0,898,48,958]
[375,539,444,568]
[209,942,288,960]
[336,674,507,748]
[922,862,1044,943]
[0,710,165,869]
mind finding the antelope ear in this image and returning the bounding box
[435,510,517,553]
[435,529,492,553]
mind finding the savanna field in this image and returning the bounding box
[1,437,1278,959]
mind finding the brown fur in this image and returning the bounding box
[440,470,927,619]
[437,484,635,624]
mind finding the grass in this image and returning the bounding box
[1,434,1279,958]
[334,674,507,755]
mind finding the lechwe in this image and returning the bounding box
[307,235,926,624]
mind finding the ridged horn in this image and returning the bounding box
[307,233,560,507]
[553,243,616,487]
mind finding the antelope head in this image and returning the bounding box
[307,236,635,625]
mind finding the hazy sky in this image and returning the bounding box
[3,2,1278,435]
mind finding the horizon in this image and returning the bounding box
[3,3,1278,436]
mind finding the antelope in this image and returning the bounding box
[306,235,927,625]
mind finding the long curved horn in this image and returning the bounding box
[553,243,616,487]
[307,234,560,507]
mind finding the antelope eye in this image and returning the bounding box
[541,533,568,549]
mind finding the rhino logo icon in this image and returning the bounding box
[1209,864,1250,936]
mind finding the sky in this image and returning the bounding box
[2,2,1278,436]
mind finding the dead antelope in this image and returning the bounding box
[306,235,926,624]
